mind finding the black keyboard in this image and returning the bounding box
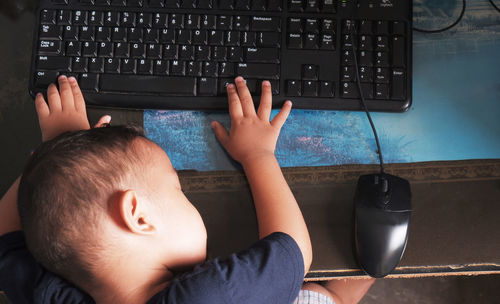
[29,0,412,112]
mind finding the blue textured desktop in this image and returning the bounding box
[144,0,500,171]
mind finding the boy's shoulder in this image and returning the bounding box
[0,231,303,304]
[0,231,93,304]
[149,232,304,304]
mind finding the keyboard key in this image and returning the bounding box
[267,0,282,11]
[73,57,88,72]
[359,50,373,66]
[219,0,234,9]
[121,12,136,26]
[198,0,213,8]
[138,59,153,74]
[35,71,59,88]
[258,32,280,47]
[203,61,218,76]
[236,63,279,79]
[375,51,389,67]
[359,20,372,34]
[305,0,319,12]
[100,75,196,95]
[288,18,303,33]
[286,79,301,96]
[63,25,79,40]
[322,19,335,33]
[80,26,95,41]
[144,28,159,43]
[40,25,63,40]
[392,21,406,35]
[187,61,202,76]
[392,36,405,67]
[251,16,280,32]
[341,82,358,98]
[375,67,389,83]
[80,73,99,91]
[359,66,373,82]
[245,47,279,63]
[375,83,389,99]
[289,0,303,12]
[66,41,82,56]
[105,11,120,26]
[319,81,334,97]
[40,10,57,25]
[305,18,319,33]
[304,33,319,49]
[219,62,234,76]
[391,68,406,100]
[341,66,356,81]
[89,11,104,25]
[137,12,152,27]
[170,60,185,75]
[320,34,334,50]
[121,58,137,73]
[235,0,250,10]
[251,0,266,10]
[73,10,88,25]
[198,77,218,95]
[287,33,302,49]
[89,57,105,72]
[165,0,180,8]
[82,41,97,56]
[37,55,71,70]
[104,58,120,73]
[228,46,243,61]
[98,41,113,57]
[131,43,146,58]
[302,80,318,97]
[375,21,389,34]
[57,10,72,25]
[115,42,129,57]
[302,64,317,80]
[153,60,169,75]
[320,0,335,13]
[242,31,256,46]
[38,40,62,55]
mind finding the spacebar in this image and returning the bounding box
[100,75,196,95]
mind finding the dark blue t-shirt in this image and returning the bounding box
[0,231,304,304]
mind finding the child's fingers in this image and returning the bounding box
[68,76,86,112]
[46,83,62,112]
[94,115,111,128]
[58,75,75,111]
[270,100,292,128]
[226,83,243,119]
[234,76,256,117]
[257,80,272,121]
[211,121,230,148]
[35,93,50,118]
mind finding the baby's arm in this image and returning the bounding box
[0,76,110,236]
[212,77,312,273]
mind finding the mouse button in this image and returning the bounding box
[385,176,412,212]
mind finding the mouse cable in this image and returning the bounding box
[348,22,385,175]
[489,0,500,13]
[412,0,466,33]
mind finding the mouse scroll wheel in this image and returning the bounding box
[381,179,389,193]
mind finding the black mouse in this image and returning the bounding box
[354,173,411,278]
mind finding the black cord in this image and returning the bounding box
[413,0,466,33]
[489,0,500,12]
[348,22,385,174]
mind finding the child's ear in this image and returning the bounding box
[118,190,156,235]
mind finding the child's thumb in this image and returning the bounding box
[211,121,229,147]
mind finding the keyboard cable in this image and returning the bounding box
[412,0,466,33]
[488,0,500,12]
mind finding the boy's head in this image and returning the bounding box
[18,125,207,288]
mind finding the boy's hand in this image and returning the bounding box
[211,76,292,165]
[35,75,110,142]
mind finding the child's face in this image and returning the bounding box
[142,140,207,268]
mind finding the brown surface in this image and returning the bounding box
[180,159,500,279]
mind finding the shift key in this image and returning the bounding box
[236,63,279,79]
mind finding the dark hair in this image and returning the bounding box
[18,125,148,285]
